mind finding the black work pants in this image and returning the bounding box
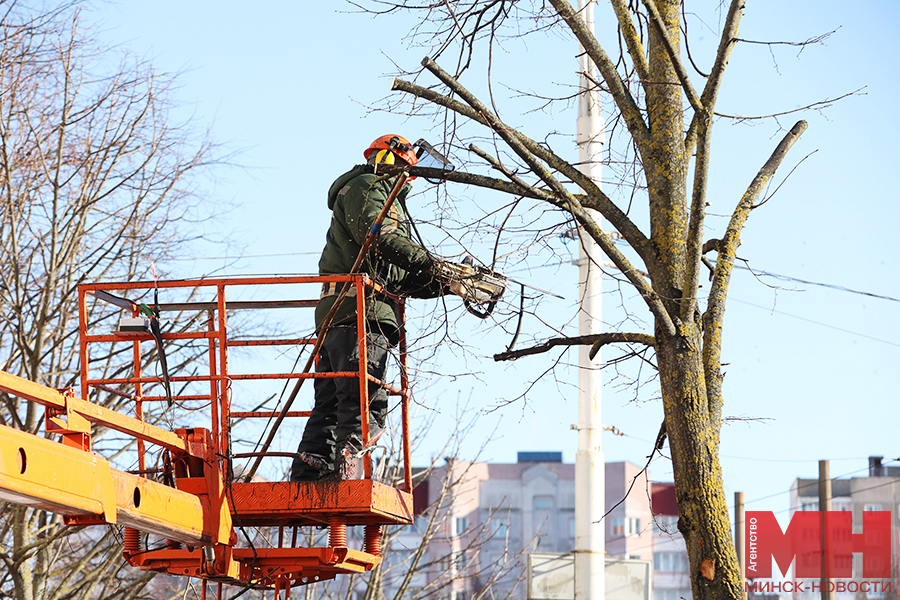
[291,325,389,481]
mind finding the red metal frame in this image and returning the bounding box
[0,274,414,596]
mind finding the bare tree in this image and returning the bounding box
[291,456,533,600]
[0,2,221,599]
[371,426,534,600]
[229,406,535,600]
[345,2,823,599]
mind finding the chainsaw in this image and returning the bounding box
[433,257,508,319]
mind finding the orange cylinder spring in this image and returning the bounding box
[364,525,382,556]
[123,527,141,554]
[328,516,347,548]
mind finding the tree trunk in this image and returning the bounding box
[645,0,688,304]
[657,326,744,600]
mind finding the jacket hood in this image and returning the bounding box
[327,164,373,210]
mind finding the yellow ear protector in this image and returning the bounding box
[375,149,395,165]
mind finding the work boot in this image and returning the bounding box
[338,442,364,481]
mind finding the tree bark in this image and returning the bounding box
[657,327,743,600]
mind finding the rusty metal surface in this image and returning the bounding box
[229,411,310,419]
[127,546,378,588]
[226,480,414,527]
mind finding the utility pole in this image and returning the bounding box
[734,492,745,577]
[819,460,834,600]
[574,0,606,598]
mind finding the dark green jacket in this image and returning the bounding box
[315,164,441,343]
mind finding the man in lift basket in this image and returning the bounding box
[291,134,446,482]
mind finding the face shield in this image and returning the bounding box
[413,139,455,183]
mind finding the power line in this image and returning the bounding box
[720,455,869,464]
[159,248,900,305]
[508,251,900,305]
[736,265,900,304]
[741,459,900,508]
[156,249,898,347]
[731,298,900,348]
[507,256,899,346]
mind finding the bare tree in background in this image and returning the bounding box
[361,416,534,600]
[288,456,533,600]
[350,2,821,599]
[0,2,222,599]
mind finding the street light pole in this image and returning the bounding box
[574,1,606,599]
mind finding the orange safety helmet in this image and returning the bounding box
[363,134,418,167]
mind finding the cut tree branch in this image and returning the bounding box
[702,119,807,417]
[390,78,657,272]
[494,332,656,362]
[469,144,556,204]
[380,163,548,199]
[420,56,676,336]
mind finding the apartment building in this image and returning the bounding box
[377,453,689,600]
[785,456,900,600]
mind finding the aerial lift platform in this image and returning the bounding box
[0,274,415,598]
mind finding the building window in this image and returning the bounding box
[438,556,451,573]
[654,552,689,573]
[414,515,429,533]
[454,516,468,536]
[533,496,555,547]
[833,500,851,511]
[534,496,554,511]
[491,516,508,538]
[832,523,851,543]
[569,517,576,538]
[864,503,883,512]
[800,500,819,511]
[611,517,641,537]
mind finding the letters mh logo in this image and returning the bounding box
[745,511,891,579]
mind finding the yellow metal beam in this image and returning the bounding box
[0,424,116,521]
[0,370,201,457]
[0,424,230,545]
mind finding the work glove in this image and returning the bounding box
[400,267,448,299]
[431,258,506,305]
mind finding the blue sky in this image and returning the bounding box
[96,1,899,525]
